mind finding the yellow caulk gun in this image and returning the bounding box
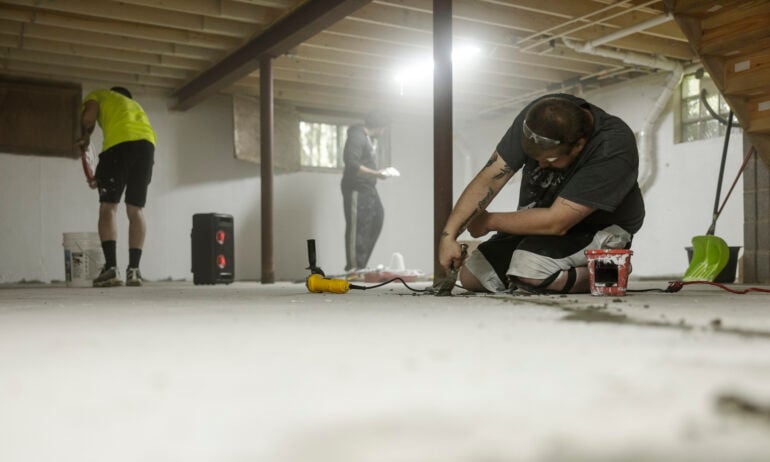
[305,239,363,294]
[307,273,351,294]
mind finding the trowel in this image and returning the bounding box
[433,244,468,296]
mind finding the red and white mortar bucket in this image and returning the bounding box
[585,249,633,296]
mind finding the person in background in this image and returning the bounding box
[341,110,392,274]
[439,94,645,294]
[78,86,156,287]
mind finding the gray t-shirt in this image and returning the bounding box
[495,94,645,234]
[341,125,378,190]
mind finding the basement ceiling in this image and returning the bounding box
[0,0,694,116]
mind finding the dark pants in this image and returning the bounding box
[342,184,384,271]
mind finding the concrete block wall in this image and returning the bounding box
[743,135,770,283]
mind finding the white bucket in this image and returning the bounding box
[63,232,104,287]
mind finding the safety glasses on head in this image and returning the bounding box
[522,119,561,149]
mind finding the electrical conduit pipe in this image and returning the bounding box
[562,38,684,192]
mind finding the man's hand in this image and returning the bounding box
[438,235,466,273]
[75,136,90,151]
[358,165,389,179]
[467,210,492,238]
[87,178,98,190]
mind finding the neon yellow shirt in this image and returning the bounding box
[83,89,156,151]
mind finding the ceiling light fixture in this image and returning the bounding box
[393,44,483,95]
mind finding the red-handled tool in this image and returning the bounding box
[79,144,96,189]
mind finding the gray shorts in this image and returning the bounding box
[464,224,632,292]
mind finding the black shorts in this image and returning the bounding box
[95,139,155,207]
[479,230,597,279]
[464,225,633,292]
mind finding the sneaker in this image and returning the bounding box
[93,266,122,287]
[126,267,143,287]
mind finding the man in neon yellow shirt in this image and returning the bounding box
[79,87,156,287]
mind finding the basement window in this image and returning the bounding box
[300,121,348,169]
[299,118,392,172]
[677,71,732,143]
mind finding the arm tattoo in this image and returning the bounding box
[493,164,513,180]
[458,188,495,232]
[478,188,494,209]
[483,152,499,169]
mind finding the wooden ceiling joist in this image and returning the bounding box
[1,0,260,37]
[0,0,689,116]
[0,7,242,50]
[111,0,280,23]
[173,0,373,110]
[0,33,207,74]
[0,20,221,63]
[2,47,193,80]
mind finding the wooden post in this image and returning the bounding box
[433,0,453,280]
[260,57,275,284]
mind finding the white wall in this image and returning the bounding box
[0,90,264,283]
[0,84,436,283]
[0,75,745,283]
[589,75,745,277]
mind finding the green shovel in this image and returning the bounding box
[683,235,730,282]
[684,111,734,281]
[684,139,756,282]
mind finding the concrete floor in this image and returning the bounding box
[1,280,770,462]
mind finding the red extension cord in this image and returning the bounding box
[665,280,770,294]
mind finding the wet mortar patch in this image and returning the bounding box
[487,293,770,339]
[716,393,770,424]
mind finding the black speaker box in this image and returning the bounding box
[191,213,234,285]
